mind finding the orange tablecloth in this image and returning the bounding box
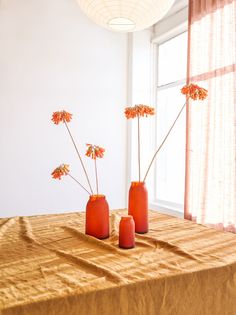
[1,210,236,315]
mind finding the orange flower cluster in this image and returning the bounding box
[181,84,208,100]
[51,111,72,125]
[125,104,155,119]
[86,144,105,160]
[51,164,70,180]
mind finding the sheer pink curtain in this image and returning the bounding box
[185,0,236,232]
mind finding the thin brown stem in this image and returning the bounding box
[95,159,99,195]
[138,114,141,182]
[64,122,93,194]
[143,101,187,182]
[68,174,90,195]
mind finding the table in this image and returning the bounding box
[1,210,236,315]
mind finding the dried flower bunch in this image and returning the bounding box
[181,83,208,100]
[51,111,72,124]
[125,83,208,182]
[51,164,70,180]
[86,144,105,159]
[125,104,155,119]
[51,111,105,196]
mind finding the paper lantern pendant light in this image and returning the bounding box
[76,0,175,32]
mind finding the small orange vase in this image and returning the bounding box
[128,182,148,233]
[119,215,135,249]
[86,195,109,239]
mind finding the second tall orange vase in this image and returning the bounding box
[128,181,148,233]
[86,195,109,239]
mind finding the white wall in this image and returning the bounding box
[0,0,127,217]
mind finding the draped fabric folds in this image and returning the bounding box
[184,0,236,232]
[1,210,236,314]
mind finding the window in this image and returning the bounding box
[153,31,188,213]
[127,6,188,217]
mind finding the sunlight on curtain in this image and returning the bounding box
[185,0,236,232]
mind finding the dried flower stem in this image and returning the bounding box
[64,122,93,195]
[95,159,99,195]
[143,101,187,182]
[138,114,141,182]
[68,174,90,195]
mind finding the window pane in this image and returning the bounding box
[155,85,186,206]
[158,32,188,86]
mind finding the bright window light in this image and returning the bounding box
[155,31,188,210]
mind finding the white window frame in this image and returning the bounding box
[149,8,188,218]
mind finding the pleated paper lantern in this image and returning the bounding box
[76,0,175,32]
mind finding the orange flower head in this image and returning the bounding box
[125,104,155,119]
[86,144,105,160]
[51,110,72,125]
[181,84,208,101]
[51,164,70,180]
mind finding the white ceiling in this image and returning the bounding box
[167,0,188,17]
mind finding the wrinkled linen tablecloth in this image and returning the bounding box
[0,210,236,315]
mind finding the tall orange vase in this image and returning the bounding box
[128,182,148,233]
[86,195,109,239]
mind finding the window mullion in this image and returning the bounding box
[157,78,186,92]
